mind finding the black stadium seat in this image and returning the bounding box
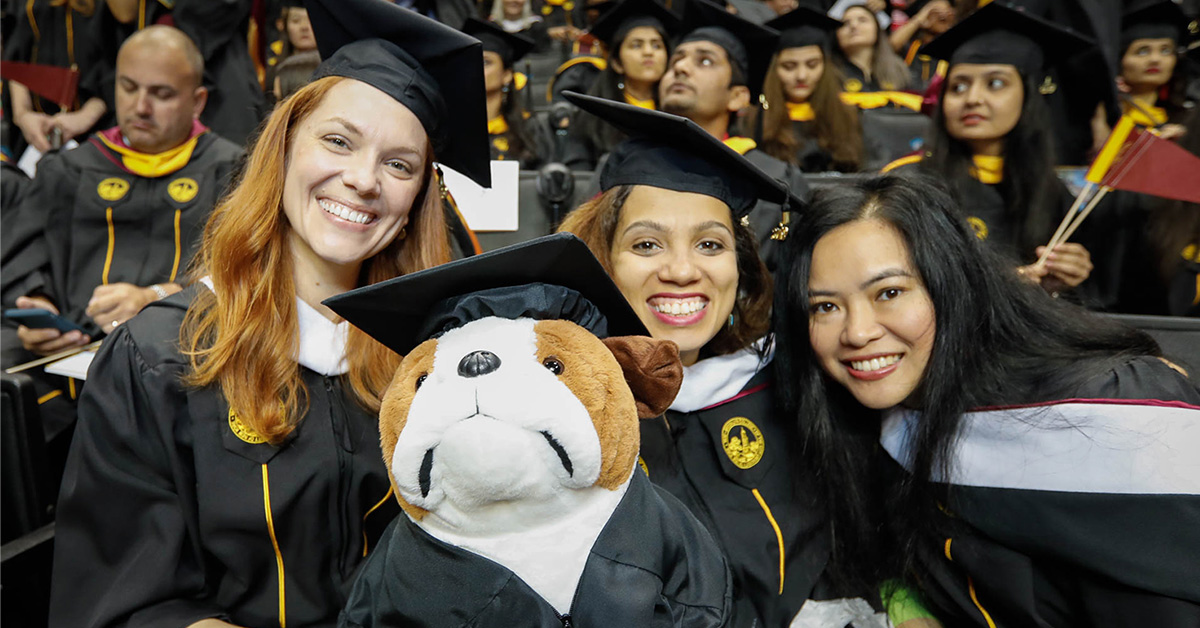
[860,108,932,171]
[1,372,53,542]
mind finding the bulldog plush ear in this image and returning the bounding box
[602,337,683,418]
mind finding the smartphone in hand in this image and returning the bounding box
[3,308,85,333]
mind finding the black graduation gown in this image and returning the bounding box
[790,121,838,174]
[887,158,1072,264]
[2,1,111,147]
[173,0,268,146]
[4,130,243,338]
[641,371,832,628]
[49,286,401,628]
[1168,248,1200,317]
[899,357,1200,627]
[340,470,733,628]
[733,143,810,273]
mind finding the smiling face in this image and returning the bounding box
[807,219,936,410]
[1121,37,1177,92]
[659,40,749,128]
[942,63,1024,155]
[285,7,316,52]
[836,6,878,54]
[609,186,739,366]
[776,46,825,103]
[614,26,668,86]
[281,79,427,275]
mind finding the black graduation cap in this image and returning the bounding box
[677,0,780,98]
[462,18,536,69]
[588,0,683,50]
[323,233,648,356]
[563,90,799,216]
[765,6,842,51]
[305,0,491,188]
[1121,0,1188,48]
[919,2,1095,79]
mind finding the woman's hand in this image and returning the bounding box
[1035,242,1093,291]
[14,296,91,356]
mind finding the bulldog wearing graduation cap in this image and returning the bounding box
[328,234,732,627]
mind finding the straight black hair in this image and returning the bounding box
[923,72,1062,258]
[772,174,1160,589]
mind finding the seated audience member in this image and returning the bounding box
[491,0,548,40]
[887,0,956,90]
[546,0,631,102]
[882,4,1092,297]
[102,0,267,146]
[47,1,488,625]
[561,0,680,170]
[659,0,809,270]
[1116,0,1191,133]
[266,0,318,92]
[2,25,243,439]
[751,6,866,172]
[464,18,549,168]
[558,92,941,628]
[774,173,1200,628]
[829,2,911,95]
[272,50,321,101]
[4,1,109,156]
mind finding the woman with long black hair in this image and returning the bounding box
[773,172,1200,626]
[882,3,1093,295]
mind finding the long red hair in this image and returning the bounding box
[182,76,452,443]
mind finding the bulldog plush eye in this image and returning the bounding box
[415,373,428,390]
[542,357,564,375]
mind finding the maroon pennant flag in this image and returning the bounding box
[1,61,79,108]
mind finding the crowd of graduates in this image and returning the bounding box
[1,0,1199,627]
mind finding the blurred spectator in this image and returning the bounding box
[465,18,551,167]
[492,0,547,38]
[888,0,955,90]
[750,7,866,172]
[267,0,316,79]
[272,49,320,100]
[1116,0,1190,132]
[4,1,109,156]
[830,2,910,92]
[561,0,679,169]
[101,0,266,146]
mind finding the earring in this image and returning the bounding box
[728,313,735,327]
[397,227,407,241]
[617,79,625,91]
[1038,75,1057,95]
[502,83,510,94]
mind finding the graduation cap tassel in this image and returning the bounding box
[525,60,534,113]
[754,94,767,145]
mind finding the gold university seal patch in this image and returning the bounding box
[721,417,764,469]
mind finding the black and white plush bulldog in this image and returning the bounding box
[328,234,732,628]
